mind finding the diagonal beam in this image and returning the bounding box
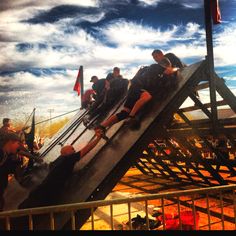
[215,75,236,113]
[189,93,212,119]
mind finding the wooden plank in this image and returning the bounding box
[169,118,236,129]
[179,100,226,113]
[195,81,209,91]
[168,127,236,138]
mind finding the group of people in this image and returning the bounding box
[0,116,103,210]
[94,49,185,136]
[0,118,25,211]
[0,49,185,210]
[82,66,129,126]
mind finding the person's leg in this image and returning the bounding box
[94,85,139,134]
[128,91,152,117]
[100,107,131,128]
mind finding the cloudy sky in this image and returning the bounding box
[0,0,236,123]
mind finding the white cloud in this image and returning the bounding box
[0,0,235,122]
[138,0,203,8]
[138,0,162,7]
[101,20,179,47]
[213,24,236,66]
[0,0,98,11]
[0,71,81,119]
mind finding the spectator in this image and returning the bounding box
[0,132,23,211]
[0,118,16,134]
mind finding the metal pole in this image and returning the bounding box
[80,65,84,107]
[204,0,218,133]
[48,108,54,136]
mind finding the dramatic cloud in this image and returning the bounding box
[138,0,203,8]
[0,0,98,11]
[0,0,235,121]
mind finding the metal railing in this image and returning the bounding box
[0,184,236,230]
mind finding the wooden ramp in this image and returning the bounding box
[3,60,236,229]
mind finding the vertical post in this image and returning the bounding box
[48,108,54,137]
[204,0,218,132]
[80,65,84,107]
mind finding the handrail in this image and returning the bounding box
[1,184,235,218]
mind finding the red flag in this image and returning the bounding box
[211,0,221,24]
[73,67,81,96]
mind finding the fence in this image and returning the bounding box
[0,184,235,230]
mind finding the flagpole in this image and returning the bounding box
[204,0,218,133]
[80,65,84,107]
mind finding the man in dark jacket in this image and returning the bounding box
[0,132,23,211]
[152,49,186,69]
[90,75,107,104]
[83,74,129,127]
[105,67,123,82]
[0,118,16,135]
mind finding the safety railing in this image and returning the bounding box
[0,184,235,230]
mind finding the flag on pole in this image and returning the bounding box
[211,0,221,24]
[73,66,82,96]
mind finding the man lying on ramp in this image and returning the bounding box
[94,57,179,137]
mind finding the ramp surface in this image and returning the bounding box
[3,61,209,229]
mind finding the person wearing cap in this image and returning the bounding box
[83,73,129,126]
[95,57,176,134]
[90,75,108,103]
[82,75,109,125]
[18,129,103,209]
[0,132,23,211]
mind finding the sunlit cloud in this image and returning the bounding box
[0,0,235,121]
[138,0,203,8]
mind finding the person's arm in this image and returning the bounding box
[80,131,102,158]
[164,67,178,75]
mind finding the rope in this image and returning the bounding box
[23,108,81,129]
